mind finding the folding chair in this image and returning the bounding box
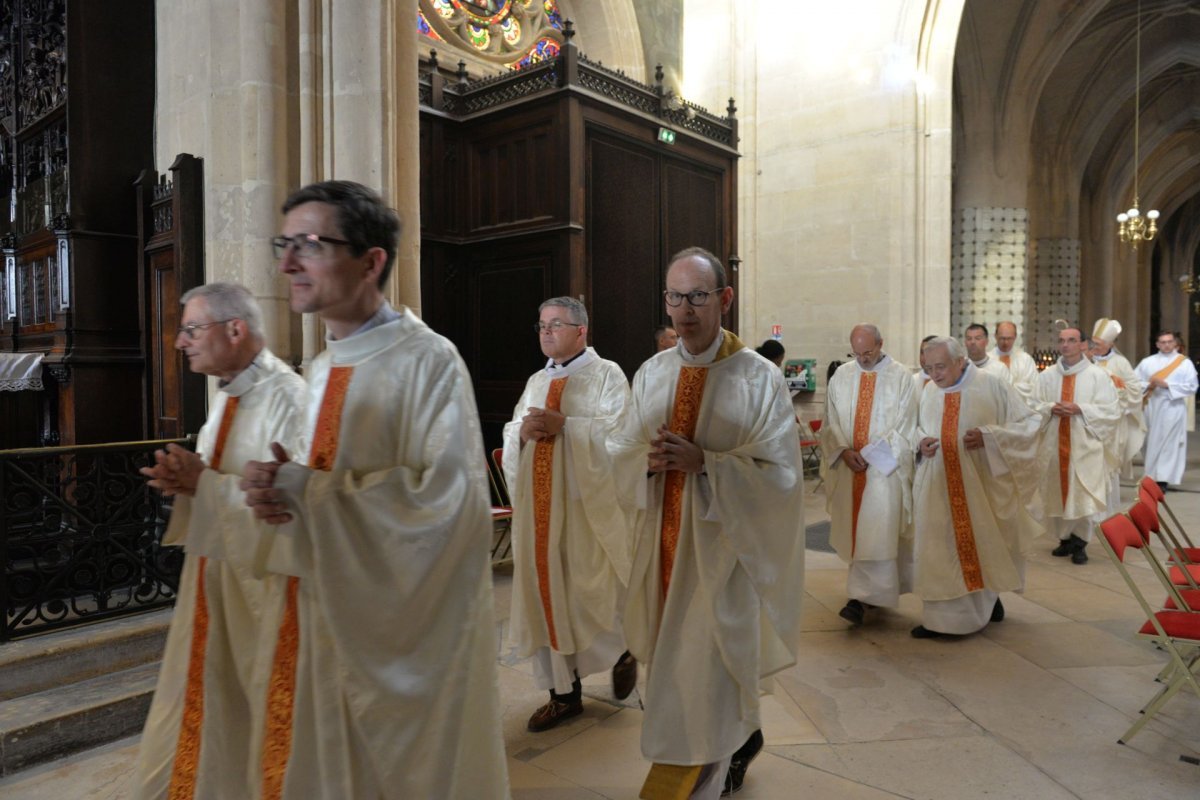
[1095,513,1200,744]
[799,419,823,490]
[1133,493,1200,588]
[488,447,514,565]
[1140,476,1198,554]
[1139,477,1200,566]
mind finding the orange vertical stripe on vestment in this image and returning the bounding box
[261,366,353,800]
[849,372,877,558]
[659,366,708,599]
[167,395,239,799]
[1058,374,1076,508]
[940,393,984,592]
[531,377,568,649]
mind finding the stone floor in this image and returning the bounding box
[3,474,1200,798]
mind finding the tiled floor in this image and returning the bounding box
[3,478,1199,799]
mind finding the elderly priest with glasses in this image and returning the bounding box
[610,247,805,799]
[501,296,636,733]
[134,282,308,800]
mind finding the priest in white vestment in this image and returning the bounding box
[502,296,634,733]
[1034,326,1120,565]
[911,337,1044,638]
[610,247,804,799]
[1088,318,1145,513]
[134,283,307,800]
[991,321,1038,406]
[240,182,509,799]
[1135,331,1199,488]
[821,324,917,626]
[965,323,1013,385]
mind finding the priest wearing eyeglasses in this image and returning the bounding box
[134,282,308,800]
[609,247,805,799]
[501,297,636,733]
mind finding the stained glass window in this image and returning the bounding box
[417,0,564,70]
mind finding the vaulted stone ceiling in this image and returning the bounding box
[954,0,1199,346]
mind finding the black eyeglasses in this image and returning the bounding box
[178,319,233,340]
[534,321,583,333]
[664,289,721,307]
[272,233,352,260]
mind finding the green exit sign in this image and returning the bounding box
[657,127,676,145]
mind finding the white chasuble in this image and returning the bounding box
[610,331,805,766]
[133,349,307,800]
[1135,351,1199,484]
[913,366,1044,602]
[972,356,1012,386]
[992,347,1038,407]
[821,355,918,564]
[501,349,631,663]
[1034,359,1120,521]
[258,312,509,800]
[1091,350,1146,470]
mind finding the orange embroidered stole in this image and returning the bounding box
[261,366,354,800]
[999,355,1011,367]
[1057,374,1076,508]
[940,393,984,591]
[1146,355,1187,405]
[531,377,568,649]
[167,395,240,799]
[659,366,708,599]
[849,372,877,557]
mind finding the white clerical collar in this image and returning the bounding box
[857,353,891,373]
[332,301,403,342]
[971,355,990,368]
[939,362,974,394]
[1057,356,1089,375]
[219,348,268,396]
[679,329,725,365]
[994,348,1014,357]
[1092,350,1113,362]
[545,347,596,377]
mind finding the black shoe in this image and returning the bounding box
[1071,544,1089,565]
[1158,481,1168,492]
[1051,539,1075,557]
[721,729,763,796]
[911,625,959,639]
[839,599,866,626]
[611,651,637,700]
[990,598,1005,622]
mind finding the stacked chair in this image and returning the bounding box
[488,448,515,565]
[1095,485,1200,744]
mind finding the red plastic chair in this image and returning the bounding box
[799,419,823,488]
[1096,513,1200,744]
[1141,476,1198,555]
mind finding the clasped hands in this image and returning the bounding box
[648,425,705,474]
[519,406,566,444]
[919,427,984,459]
[237,442,295,525]
[1050,402,1081,417]
[140,443,206,497]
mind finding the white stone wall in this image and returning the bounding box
[950,207,1028,342]
[676,0,964,411]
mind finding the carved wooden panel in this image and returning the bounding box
[587,134,661,377]
[467,113,558,233]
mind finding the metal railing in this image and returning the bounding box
[0,437,192,642]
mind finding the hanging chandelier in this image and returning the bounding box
[1116,0,1159,249]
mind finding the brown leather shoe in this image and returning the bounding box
[527,698,583,732]
[611,651,638,700]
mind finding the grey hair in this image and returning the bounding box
[180,282,265,339]
[539,296,588,327]
[924,335,966,361]
[851,323,882,344]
